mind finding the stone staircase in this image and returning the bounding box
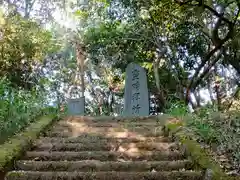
[5,116,204,180]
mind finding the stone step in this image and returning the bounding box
[36,136,171,144]
[5,171,202,180]
[15,160,193,172]
[63,116,161,123]
[44,128,164,138]
[23,151,184,161]
[3,116,203,180]
[56,121,162,128]
[50,125,163,133]
[33,142,112,151]
[33,142,177,151]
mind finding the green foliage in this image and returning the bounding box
[166,101,189,117]
[165,110,239,179]
[187,117,219,144]
[167,101,239,171]
[74,10,89,19]
[0,13,59,89]
[0,78,58,144]
[0,114,57,171]
[84,21,148,68]
[187,107,240,171]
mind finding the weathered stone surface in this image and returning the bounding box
[123,63,149,116]
[67,97,85,115]
[4,116,203,180]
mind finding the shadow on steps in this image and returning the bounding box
[4,116,203,180]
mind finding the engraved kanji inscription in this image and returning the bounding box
[132,81,140,90]
[132,104,141,114]
[132,92,140,102]
[132,69,140,81]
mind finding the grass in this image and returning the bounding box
[167,103,240,176]
[185,111,240,174]
[164,104,240,179]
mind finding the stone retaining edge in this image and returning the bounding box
[0,113,61,172]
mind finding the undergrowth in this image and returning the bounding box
[167,102,240,174]
[0,78,59,144]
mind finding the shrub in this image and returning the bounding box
[0,78,58,144]
[167,102,239,171]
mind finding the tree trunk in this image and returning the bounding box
[226,82,240,110]
[153,58,167,112]
[194,88,201,107]
[214,67,221,111]
[207,77,215,105]
[189,96,197,110]
[80,72,85,97]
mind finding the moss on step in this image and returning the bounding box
[36,136,171,144]
[5,171,203,180]
[46,130,164,138]
[163,116,240,180]
[15,160,193,172]
[24,150,184,161]
[34,141,176,152]
[0,114,59,172]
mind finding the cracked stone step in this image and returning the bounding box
[33,142,178,151]
[5,171,202,180]
[23,151,184,161]
[15,160,193,172]
[36,136,172,144]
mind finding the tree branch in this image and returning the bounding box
[225,1,236,7]
[185,16,234,104]
[203,4,233,25]
[24,0,37,18]
[194,50,222,88]
[175,0,195,6]
[175,0,234,25]
[226,82,240,110]
[234,5,240,24]
[148,11,163,49]
[185,45,222,103]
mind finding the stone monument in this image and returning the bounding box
[67,97,85,115]
[123,63,149,116]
